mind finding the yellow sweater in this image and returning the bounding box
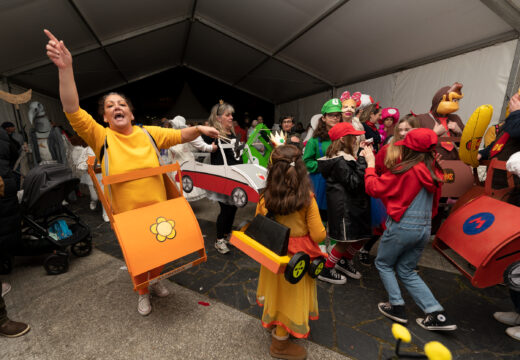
[65,108,182,213]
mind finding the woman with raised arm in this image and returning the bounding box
[44,29,219,316]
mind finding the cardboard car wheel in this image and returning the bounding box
[284,252,310,284]
[308,257,325,278]
[231,187,248,207]
[504,260,520,291]
[182,175,193,193]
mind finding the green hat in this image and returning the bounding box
[321,98,342,114]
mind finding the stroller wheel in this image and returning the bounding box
[71,239,92,257]
[0,255,13,275]
[44,253,69,275]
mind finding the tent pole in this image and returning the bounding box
[499,39,520,122]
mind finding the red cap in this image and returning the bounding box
[394,128,437,152]
[328,122,365,141]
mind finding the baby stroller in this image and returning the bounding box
[7,164,91,275]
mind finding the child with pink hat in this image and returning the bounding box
[379,107,400,144]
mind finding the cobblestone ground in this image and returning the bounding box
[71,197,519,360]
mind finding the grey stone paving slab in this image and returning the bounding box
[2,250,350,360]
[61,196,520,359]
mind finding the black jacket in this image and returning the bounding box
[317,153,371,242]
[0,129,21,252]
[202,133,241,166]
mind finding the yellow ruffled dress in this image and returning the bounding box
[255,196,326,338]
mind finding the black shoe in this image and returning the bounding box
[318,267,347,284]
[416,311,457,331]
[336,258,362,279]
[0,319,31,338]
[378,302,408,324]
[358,249,372,267]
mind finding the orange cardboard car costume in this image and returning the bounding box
[88,157,206,291]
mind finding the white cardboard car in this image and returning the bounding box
[180,140,267,207]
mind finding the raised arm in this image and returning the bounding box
[44,29,79,113]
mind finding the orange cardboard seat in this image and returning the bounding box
[87,157,206,290]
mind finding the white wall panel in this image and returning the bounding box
[393,40,517,125]
[276,90,330,127]
[284,40,518,131]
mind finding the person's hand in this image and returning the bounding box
[433,122,447,136]
[360,145,375,167]
[44,29,72,69]
[197,125,219,138]
[211,142,218,152]
[477,153,482,161]
[360,139,373,148]
[509,93,520,113]
[447,121,462,135]
[435,152,444,168]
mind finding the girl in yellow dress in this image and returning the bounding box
[256,145,326,360]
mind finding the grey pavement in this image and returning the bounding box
[1,250,349,360]
[2,195,519,359]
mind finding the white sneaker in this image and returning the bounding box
[215,239,230,254]
[102,213,110,222]
[89,201,97,210]
[1,282,11,297]
[506,326,520,341]
[138,294,151,316]
[150,281,170,298]
[494,311,520,326]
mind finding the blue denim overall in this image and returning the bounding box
[375,188,443,314]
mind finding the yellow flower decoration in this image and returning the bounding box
[150,217,176,242]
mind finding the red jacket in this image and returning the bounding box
[364,163,442,222]
[375,143,389,175]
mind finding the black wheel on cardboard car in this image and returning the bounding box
[71,238,92,257]
[308,257,326,278]
[44,252,69,275]
[504,261,520,291]
[284,252,310,284]
[231,187,248,208]
[182,175,193,193]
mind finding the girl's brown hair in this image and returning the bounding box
[384,114,420,169]
[359,103,379,123]
[312,116,330,141]
[98,92,135,118]
[390,147,443,186]
[326,135,356,158]
[262,145,312,215]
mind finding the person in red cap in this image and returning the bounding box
[316,122,371,284]
[362,128,457,331]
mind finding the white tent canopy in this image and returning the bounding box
[1,0,520,126]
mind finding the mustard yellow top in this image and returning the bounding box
[65,108,182,213]
[255,195,326,242]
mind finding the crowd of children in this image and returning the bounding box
[35,29,520,359]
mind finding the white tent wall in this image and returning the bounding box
[275,90,331,128]
[277,39,518,129]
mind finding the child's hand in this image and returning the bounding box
[447,121,462,135]
[433,122,447,136]
[360,146,375,168]
[434,152,445,168]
